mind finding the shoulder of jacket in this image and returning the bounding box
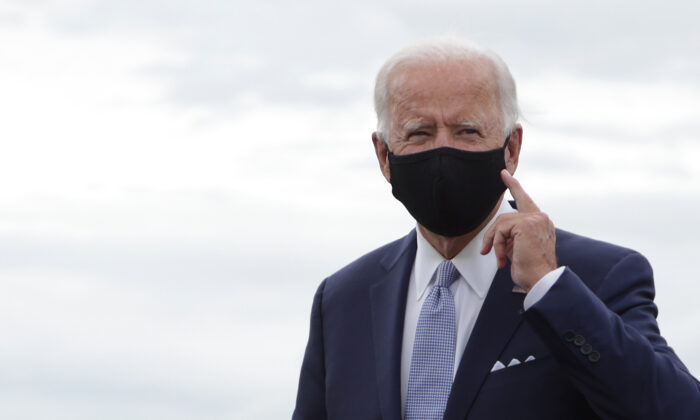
[555,228,647,290]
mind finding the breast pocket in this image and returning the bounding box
[470,356,597,419]
[481,356,558,391]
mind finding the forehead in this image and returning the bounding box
[387,58,501,124]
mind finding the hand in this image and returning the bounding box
[480,170,558,292]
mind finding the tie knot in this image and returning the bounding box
[435,260,460,288]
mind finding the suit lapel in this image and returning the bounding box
[370,230,416,420]
[443,262,526,420]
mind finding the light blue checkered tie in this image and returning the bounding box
[405,260,460,420]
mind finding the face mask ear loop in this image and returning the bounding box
[386,142,396,159]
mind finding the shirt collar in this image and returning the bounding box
[413,198,516,301]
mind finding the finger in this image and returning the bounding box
[483,217,515,266]
[492,228,509,269]
[501,170,540,213]
[481,223,496,255]
[506,237,514,258]
[481,213,520,255]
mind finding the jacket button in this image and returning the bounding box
[573,335,585,346]
[563,330,575,342]
[580,343,593,355]
[588,351,601,363]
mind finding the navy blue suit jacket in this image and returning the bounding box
[293,228,700,419]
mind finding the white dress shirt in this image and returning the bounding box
[399,198,564,416]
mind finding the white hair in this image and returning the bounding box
[373,37,520,142]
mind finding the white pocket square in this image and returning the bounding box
[490,361,506,372]
[490,355,536,373]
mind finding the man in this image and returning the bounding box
[293,38,700,419]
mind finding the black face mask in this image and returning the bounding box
[388,136,510,237]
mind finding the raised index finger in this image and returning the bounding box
[501,169,540,213]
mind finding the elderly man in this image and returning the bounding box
[293,38,700,419]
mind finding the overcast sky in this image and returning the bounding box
[1,0,699,418]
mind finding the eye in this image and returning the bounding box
[406,130,431,140]
[458,128,478,135]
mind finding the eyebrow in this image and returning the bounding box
[402,120,433,132]
[400,120,483,133]
[455,121,480,129]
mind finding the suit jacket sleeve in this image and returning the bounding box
[293,279,327,420]
[524,251,700,419]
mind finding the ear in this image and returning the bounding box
[372,132,391,182]
[505,124,522,175]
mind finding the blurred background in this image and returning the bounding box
[1,0,699,418]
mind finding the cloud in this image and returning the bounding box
[12,0,699,118]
